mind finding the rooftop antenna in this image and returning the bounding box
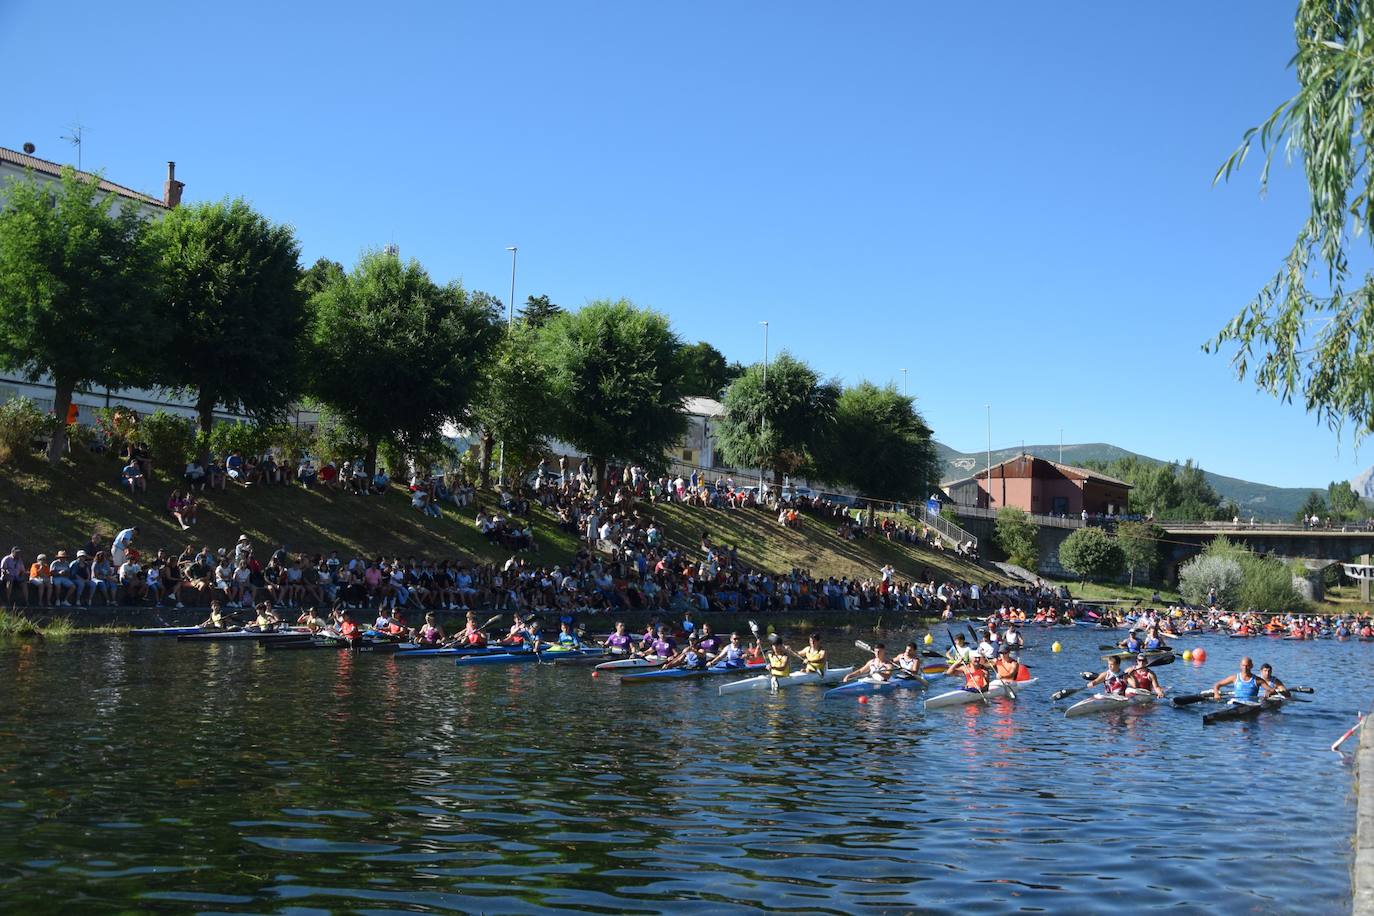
[60,121,86,171]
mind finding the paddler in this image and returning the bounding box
[415,612,446,647]
[456,611,487,647]
[1086,655,1129,695]
[603,621,635,655]
[946,633,974,667]
[1210,656,1267,702]
[199,598,235,630]
[338,608,363,648]
[782,632,827,675]
[992,644,1032,683]
[842,642,895,683]
[297,606,331,634]
[894,642,924,677]
[1258,663,1291,698]
[556,620,583,648]
[1125,653,1167,698]
[946,650,990,693]
[695,623,719,654]
[646,624,677,660]
[1118,629,1144,653]
[976,629,996,660]
[763,635,791,680]
[663,634,708,670]
[251,601,281,632]
[1004,625,1024,651]
[1142,626,1168,652]
[706,631,750,669]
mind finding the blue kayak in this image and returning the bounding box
[620,661,764,683]
[824,672,930,699]
[453,647,604,667]
[397,646,512,658]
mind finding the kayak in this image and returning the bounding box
[130,625,216,637]
[266,636,402,653]
[453,647,603,667]
[720,666,855,695]
[924,678,1036,710]
[595,655,666,671]
[1203,697,1285,725]
[393,645,510,658]
[176,628,313,642]
[619,661,764,683]
[1100,648,1173,661]
[822,671,927,699]
[1065,688,1156,718]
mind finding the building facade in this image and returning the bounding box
[944,455,1132,516]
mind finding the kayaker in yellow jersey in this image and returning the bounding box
[779,632,827,674]
[764,635,791,678]
[841,643,895,683]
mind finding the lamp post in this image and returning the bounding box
[497,245,518,486]
[760,320,769,496]
[900,368,908,398]
[985,405,992,511]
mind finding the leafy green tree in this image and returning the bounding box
[299,257,345,298]
[1296,490,1329,523]
[816,381,939,500]
[1084,457,1225,520]
[519,293,564,328]
[1115,520,1161,586]
[308,249,502,476]
[0,169,162,462]
[1058,526,1125,583]
[716,352,840,486]
[472,322,557,486]
[1179,553,1244,609]
[539,299,687,486]
[678,341,732,398]
[1327,480,1365,522]
[150,199,308,444]
[994,506,1038,570]
[1210,2,1374,437]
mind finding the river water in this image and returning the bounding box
[0,625,1364,914]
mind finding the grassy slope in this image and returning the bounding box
[0,450,1005,587]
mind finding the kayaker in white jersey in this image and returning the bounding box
[842,643,894,683]
[894,643,924,677]
[706,632,750,669]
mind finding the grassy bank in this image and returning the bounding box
[0,450,1007,612]
[1043,578,1180,606]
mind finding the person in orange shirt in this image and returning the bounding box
[65,403,79,426]
[28,553,52,607]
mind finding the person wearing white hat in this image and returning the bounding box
[49,550,75,607]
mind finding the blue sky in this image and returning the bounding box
[0,1,1349,488]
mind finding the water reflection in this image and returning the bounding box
[0,627,1360,913]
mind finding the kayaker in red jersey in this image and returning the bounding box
[1125,653,1167,698]
[1085,655,1128,695]
[339,609,363,648]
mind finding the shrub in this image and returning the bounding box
[134,411,198,470]
[1237,554,1308,612]
[91,405,139,455]
[263,422,317,465]
[207,421,269,462]
[0,397,55,465]
[1058,526,1125,582]
[314,409,367,463]
[994,506,1038,570]
[1178,553,1244,608]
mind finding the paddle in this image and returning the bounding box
[947,627,988,705]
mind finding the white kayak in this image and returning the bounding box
[924,677,1035,710]
[719,666,854,695]
[1065,688,1156,718]
[594,655,666,671]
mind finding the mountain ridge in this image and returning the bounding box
[935,441,1322,521]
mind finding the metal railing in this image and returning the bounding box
[918,504,978,551]
[948,504,1084,530]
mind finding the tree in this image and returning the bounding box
[1083,457,1226,520]
[1178,553,1244,609]
[1295,490,1329,523]
[1327,480,1364,522]
[519,294,563,328]
[299,257,345,298]
[1115,521,1161,586]
[678,341,732,398]
[1058,526,1125,583]
[472,322,557,486]
[538,299,687,486]
[0,169,162,463]
[1210,2,1374,438]
[150,199,308,444]
[308,249,502,476]
[715,352,840,486]
[994,507,1038,570]
[816,381,939,500]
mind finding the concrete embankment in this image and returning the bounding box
[1355,720,1374,914]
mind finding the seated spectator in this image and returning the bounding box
[167,490,193,529]
[119,551,146,604]
[2,547,28,608]
[184,458,207,491]
[48,550,76,607]
[205,457,226,490]
[226,450,246,484]
[318,461,338,490]
[412,489,441,519]
[28,553,51,606]
[121,457,147,496]
[69,550,93,607]
[370,468,389,495]
[90,551,116,606]
[298,458,318,488]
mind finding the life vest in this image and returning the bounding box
[962,664,989,691]
[767,652,790,677]
[1128,667,1154,690]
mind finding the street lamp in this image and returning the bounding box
[497,245,518,486]
[760,321,769,496]
[900,368,908,397]
[985,405,992,511]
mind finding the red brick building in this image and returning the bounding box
[945,455,1132,516]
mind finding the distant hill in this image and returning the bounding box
[935,441,1320,521]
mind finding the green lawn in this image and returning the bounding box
[0,449,1008,588]
[1042,577,1180,606]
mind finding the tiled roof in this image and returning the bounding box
[0,146,166,209]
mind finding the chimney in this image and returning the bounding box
[163,161,184,208]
